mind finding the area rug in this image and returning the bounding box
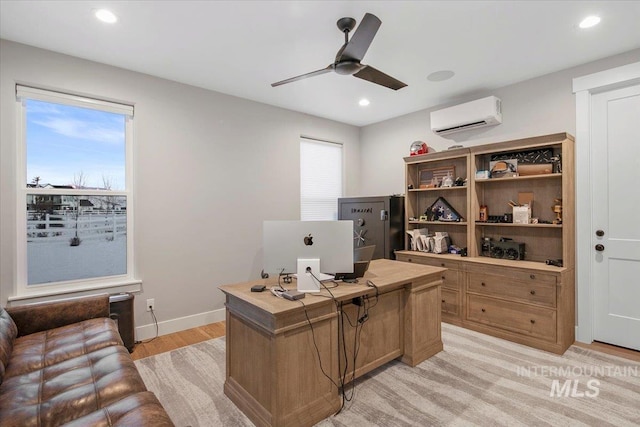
[135,323,640,426]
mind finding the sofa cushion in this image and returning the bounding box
[62,391,175,427]
[5,317,123,378]
[0,345,148,427]
[0,309,18,385]
[7,294,110,338]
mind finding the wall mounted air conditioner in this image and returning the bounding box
[430,96,502,135]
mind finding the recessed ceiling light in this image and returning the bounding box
[579,15,601,29]
[95,9,118,24]
[359,98,370,107]
[427,70,455,82]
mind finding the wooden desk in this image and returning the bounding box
[219,259,444,427]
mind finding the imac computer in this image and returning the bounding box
[263,220,354,292]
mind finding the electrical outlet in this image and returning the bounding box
[146,298,155,312]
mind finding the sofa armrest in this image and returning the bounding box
[6,294,110,337]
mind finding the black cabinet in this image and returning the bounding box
[338,196,404,260]
[109,293,135,352]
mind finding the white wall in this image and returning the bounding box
[2,38,639,337]
[359,48,640,196]
[0,40,360,333]
[357,48,640,331]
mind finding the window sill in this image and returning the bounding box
[7,279,142,305]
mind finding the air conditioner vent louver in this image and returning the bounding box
[436,120,489,134]
[431,96,502,135]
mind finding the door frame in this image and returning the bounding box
[572,62,640,344]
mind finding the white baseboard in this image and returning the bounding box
[135,308,226,341]
[575,325,591,345]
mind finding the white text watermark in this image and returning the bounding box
[515,364,638,398]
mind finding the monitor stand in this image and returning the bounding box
[297,258,321,292]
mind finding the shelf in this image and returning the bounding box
[409,221,467,226]
[401,133,575,355]
[408,186,467,192]
[404,149,469,164]
[475,222,562,228]
[463,256,566,272]
[396,251,566,272]
[475,173,562,183]
[395,250,464,260]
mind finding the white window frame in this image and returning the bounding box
[12,85,140,301]
[300,137,344,221]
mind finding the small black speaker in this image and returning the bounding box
[109,293,135,352]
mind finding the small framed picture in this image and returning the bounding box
[418,166,455,188]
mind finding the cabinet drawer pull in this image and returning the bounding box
[442,299,446,303]
[441,263,445,267]
[408,259,412,262]
[530,274,536,279]
[530,290,536,295]
[481,308,486,312]
[442,275,446,280]
[481,282,486,286]
[530,319,536,324]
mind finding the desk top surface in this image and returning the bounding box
[219,259,445,316]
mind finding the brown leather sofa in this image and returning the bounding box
[0,294,174,427]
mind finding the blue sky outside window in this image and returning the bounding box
[26,99,125,189]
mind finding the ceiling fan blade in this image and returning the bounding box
[353,65,407,90]
[338,13,381,62]
[271,65,334,87]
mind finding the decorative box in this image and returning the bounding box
[475,170,490,179]
[513,206,531,224]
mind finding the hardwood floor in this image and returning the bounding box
[131,321,225,361]
[573,340,640,362]
[131,321,640,363]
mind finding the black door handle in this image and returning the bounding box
[595,244,605,252]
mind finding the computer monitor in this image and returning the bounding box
[263,220,354,292]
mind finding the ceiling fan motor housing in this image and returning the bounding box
[335,60,362,75]
[336,17,356,33]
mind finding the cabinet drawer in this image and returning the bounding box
[397,254,460,290]
[414,257,461,271]
[441,289,460,315]
[468,274,556,308]
[467,294,557,341]
[466,265,557,285]
[440,270,460,291]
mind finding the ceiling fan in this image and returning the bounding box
[271,13,407,90]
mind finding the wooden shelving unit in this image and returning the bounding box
[396,133,575,354]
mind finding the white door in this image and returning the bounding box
[591,83,640,351]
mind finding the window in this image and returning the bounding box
[300,137,343,220]
[16,86,135,296]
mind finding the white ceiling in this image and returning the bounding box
[1,1,639,126]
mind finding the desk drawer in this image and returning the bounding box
[468,274,556,308]
[441,289,460,316]
[467,294,557,341]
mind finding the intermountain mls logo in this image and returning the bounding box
[549,378,600,398]
[516,364,639,398]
